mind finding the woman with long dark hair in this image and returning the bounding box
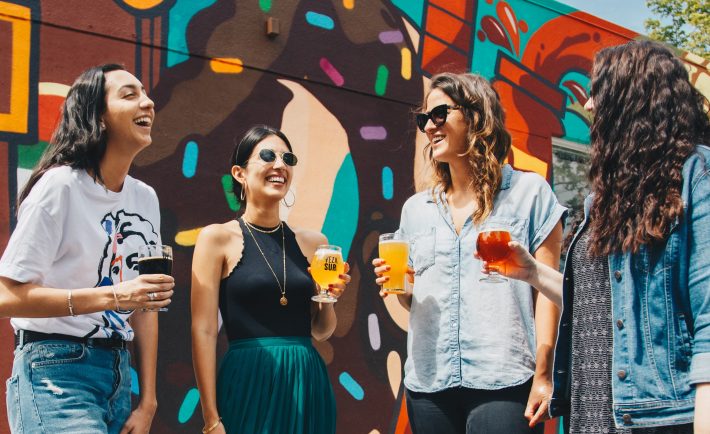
[191,125,349,434]
[481,40,710,433]
[0,64,173,433]
[372,72,567,434]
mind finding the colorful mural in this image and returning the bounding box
[1,1,708,433]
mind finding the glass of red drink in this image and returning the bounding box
[476,230,511,283]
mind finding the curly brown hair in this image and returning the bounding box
[587,40,710,255]
[423,73,512,224]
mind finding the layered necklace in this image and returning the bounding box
[241,217,288,306]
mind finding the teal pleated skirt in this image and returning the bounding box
[216,336,336,434]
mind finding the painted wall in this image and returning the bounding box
[1,1,708,433]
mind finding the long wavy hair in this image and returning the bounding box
[423,73,511,224]
[587,40,710,255]
[18,63,125,207]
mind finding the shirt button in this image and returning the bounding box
[616,319,624,329]
[622,414,632,424]
[614,270,622,281]
[618,370,627,380]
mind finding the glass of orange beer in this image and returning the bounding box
[310,245,344,303]
[476,230,512,283]
[379,233,409,294]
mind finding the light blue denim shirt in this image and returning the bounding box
[399,164,567,393]
[550,145,710,428]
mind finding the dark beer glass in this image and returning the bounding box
[476,230,511,283]
[138,244,173,311]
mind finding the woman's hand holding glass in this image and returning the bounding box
[475,240,536,283]
[324,261,351,300]
[372,258,415,298]
[113,274,174,311]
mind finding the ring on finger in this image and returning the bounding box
[148,292,156,301]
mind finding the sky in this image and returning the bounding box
[554,0,654,34]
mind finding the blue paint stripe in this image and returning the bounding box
[382,166,393,200]
[305,11,335,30]
[130,367,139,395]
[178,387,201,423]
[321,154,358,261]
[338,372,364,400]
[182,140,198,178]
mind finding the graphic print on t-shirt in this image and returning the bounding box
[87,209,159,339]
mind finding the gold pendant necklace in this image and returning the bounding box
[242,217,288,306]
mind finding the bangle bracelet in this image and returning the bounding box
[202,417,222,434]
[67,290,76,317]
[110,285,120,311]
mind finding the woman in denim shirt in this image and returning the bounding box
[484,41,710,433]
[373,72,567,434]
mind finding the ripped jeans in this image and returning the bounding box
[6,341,131,434]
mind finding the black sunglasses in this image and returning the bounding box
[256,148,298,166]
[415,104,461,133]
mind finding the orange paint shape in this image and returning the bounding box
[421,35,468,74]
[430,0,474,21]
[394,393,412,434]
[121,0,164,10]
[0,2,31,134]
[38,95,65,142]
[497,54,566,112]
[425,6,471,52]
[210,58,244,74]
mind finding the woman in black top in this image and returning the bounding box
[191,125,350,434]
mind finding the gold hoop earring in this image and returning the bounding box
[282,189,295,208]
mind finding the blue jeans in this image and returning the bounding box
[6,340,131,433]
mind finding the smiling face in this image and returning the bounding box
[423,88,468,163]
[234,134,294,206]
[102,70,155,153]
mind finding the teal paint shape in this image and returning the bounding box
[182,140,198,178]
[178,387,201,423]
[130,367,139,395]
[305,11,335,30]
[561,111,591,144]
[382,166,393,200]
[338,372,364,400]
[167,0,218,67]
[221,174,240,212]
[389,0,424,27]
[321,154,358,261]
[375,65,389,96]
[259,0,271,13]
[17,142,48,170]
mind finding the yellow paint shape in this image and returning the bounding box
[210,58,244,74]
[343,0,355,9]
[0,2,31,134]
[387,351,402,398]
[175,227,203,247]
[276,79,350,230]
[401,47,411,80]
[121,0,164,10]
[39,82,70,97]
[402,18,420,54]
[511,146,548,178]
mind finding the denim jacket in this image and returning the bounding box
[550,145,710,428]
[399,164,567,393]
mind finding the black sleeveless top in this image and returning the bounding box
[219,219,315,341]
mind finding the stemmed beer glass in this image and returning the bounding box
[476,230,511,283]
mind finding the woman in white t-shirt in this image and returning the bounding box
[0,64,174,433]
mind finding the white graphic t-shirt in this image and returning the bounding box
[0,166,161,340]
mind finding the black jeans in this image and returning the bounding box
[405,380,544,434]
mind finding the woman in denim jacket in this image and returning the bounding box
[483,41,710,433]
[372,72,567,434]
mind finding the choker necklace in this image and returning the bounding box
[243,219,281,234]
[241,217,288,306]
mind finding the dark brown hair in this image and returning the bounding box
[18,64,126,207]
[587,40,710,255]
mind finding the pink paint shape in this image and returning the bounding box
[320,57,344,86]
[360,126,387,140]
[378,30,404,44]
